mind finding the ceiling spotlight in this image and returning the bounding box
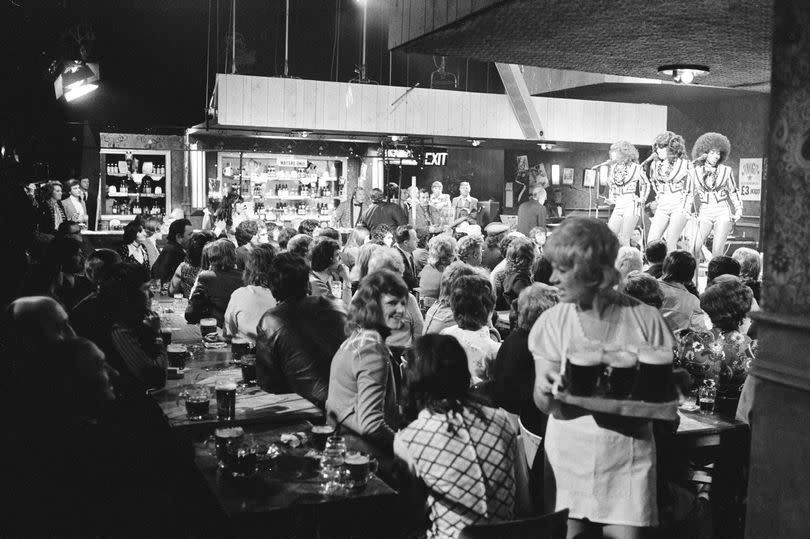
[471,139,481,147]
[54,60,100,102]
[390,135,401,142]
[300,131,309,138]
[658,64,709,84]
[537,143,556,150]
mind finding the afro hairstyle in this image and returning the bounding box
[609,140,639,164]
[692,132,731,164]
[652,131,687,159]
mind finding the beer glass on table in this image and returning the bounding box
[178,385,212,420]
[344,451,378,491]
[320,436,347,495]
[215,379,238,421]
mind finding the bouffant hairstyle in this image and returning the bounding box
[268,252,310,302]
[692,132,731,164]
[645,239,667,265]
[609,140,639,164]
[707,255,741,284]
[202,238,237,272]
[287,234,314,260]
[456,234,484,266]
[234,219,261,247]
[405,334,470,415]
[42,181,63,200]
[517,283,558,331]
[450,274,495,330]
[186,231,215,268]
[367,247,405,275]
[498,233,521,258]
[310,238,341,272]
[244,243,276,287]
[350,269,408,338]
[317,227,341,242]
[624,271,664,309]
[355,242,383,280]
[427,234,457,272]
[732,247,761,283]
[652,131,687,159]
[277,227,298,250]
[122,220,144,245]
[506,236,535,274]
[544,217,621,293]
[298,219,320,237]
[700,277,753,332]
[661,250,697,284]
[369,223,393,244]
[438,261,478,303]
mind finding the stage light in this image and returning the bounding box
[658,64,709,85]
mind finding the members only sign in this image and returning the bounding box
[738,158,763,202]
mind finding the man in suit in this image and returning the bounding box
[332,186,370,229]
[450,181,479,222]
[63,179,89,228]
[394,225,419,291]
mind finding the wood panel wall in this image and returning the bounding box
[216,74,666,145]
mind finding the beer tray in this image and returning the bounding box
[554,391,679,421]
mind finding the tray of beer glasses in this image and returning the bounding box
[553,345,680,421]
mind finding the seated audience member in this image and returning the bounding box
[341,225,370,269]
[152,218,193,284]
[326,270,405,449]
[732,247,762,302]
[287,233,314,260]
[71,249,122,339]
[700,278,757,422]
[490,233,523,306]
[457,234,484,267]
[706,255,741,287]
[234,219,267,270]
[309,238,352,304]
[659,250,709,334]
[441,274,500,384]
[615,245,644,290]
[8,337,221,537]
[481,223,509,270]
[185,239,243,327]
[169,231,214,298]
[298,218,320,237]
[367,248,424,351]
[490,283,557,440]
[501,236,535,310]
[624,271,664,309]
[255,253,347,408]
[532,255,553,285]
[411,232,430,275]
[423,262,479,335]
[277,226,298,251]
[349,242,384,288]
[117,220,151,279]
[644,240,668,279]
[418,234,457,300]
[394,225,420,290]
[141,216,163,269]
[395,334,525,539]
[29,235,89,309]
[99,263,168,396]
[630,226,644,252]
[223,244,277,343]
[56,220,93,258]
[529,225,547,253]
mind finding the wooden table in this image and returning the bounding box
[191,421,398,537]
[676,409,747,448]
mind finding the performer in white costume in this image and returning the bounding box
[646,131,692,252]
[605,141,650,246]
[689,132,742,258]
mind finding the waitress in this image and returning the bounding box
[530,217,673,538]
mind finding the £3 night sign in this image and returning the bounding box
[423,151,448,166]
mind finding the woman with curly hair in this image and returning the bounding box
[117,221,151,281]
[689,132,743,258]
[501,236,536,309]
[418,234,457,300]
[326,270,405,450]
[646,131,693,252]
[604,140,650,246]
[456,234,484,267]
[531,217,673,537]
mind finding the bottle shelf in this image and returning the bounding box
[105,173,165,179]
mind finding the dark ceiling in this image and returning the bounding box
[395,0,773,90]
[536,82,768,106]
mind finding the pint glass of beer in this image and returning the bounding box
[633,345,674,402]
[215,379,238,420]
[344,451,378,490]
[200,318,218,337]
[565,348,604,396]
[604,348,638,399]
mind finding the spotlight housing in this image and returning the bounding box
[657,64,709,84]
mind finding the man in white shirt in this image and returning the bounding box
[64,179,88,227]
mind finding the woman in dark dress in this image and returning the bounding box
[117,220,151,281]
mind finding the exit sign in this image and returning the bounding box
[424,151,448,166]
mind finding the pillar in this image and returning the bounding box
[745,0,810,537]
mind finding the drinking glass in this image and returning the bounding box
[178,385,212,420]
[344,451,378,490]
[320,436,347,495]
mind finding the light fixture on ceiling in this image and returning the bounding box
[390,135,401,142]
[470,139,481,147]
[537,143,555,150]
[658,64,709,84]
[54,60,100,102]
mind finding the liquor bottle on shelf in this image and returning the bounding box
[143,176,152,194]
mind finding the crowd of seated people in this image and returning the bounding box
[4,178,766,538]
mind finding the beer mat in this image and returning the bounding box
[554,391,679,421]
